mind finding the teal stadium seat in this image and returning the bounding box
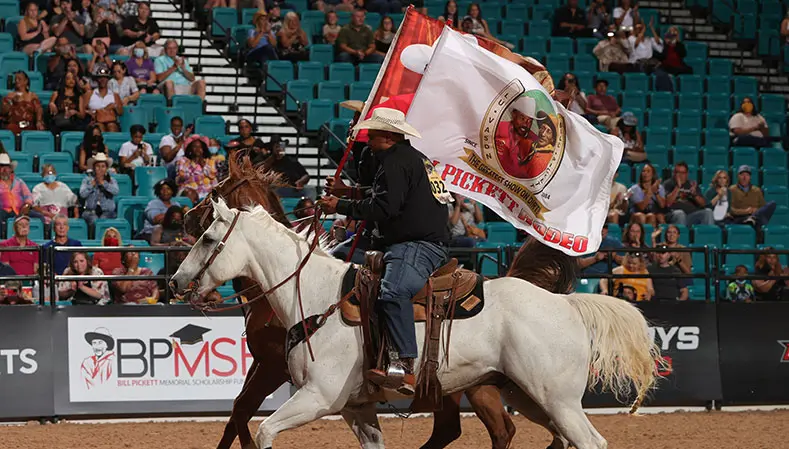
[326,119,348,153]
[0,33,13,54]
[764,186,789,208]
[573,55,597,73]
[280,197,300,212]
[677,110,703,130]
[485,222,517,244]
[707,76,732,95]
[363,12,381,29]
[139,253,164,273]
[647,146,669,167]
[21,131,55,153]
[357,63,380,83]
[211,7,238,38]
[644,127,672,148]
[117,197,151,230]
[305,99,334,132]
[733,76,759,98]
[5,217,43,240]
[39,153,73,174]
[649,92,674,111]
[113,173,133,197]
[706,93,731,113]
[678,93,703,111]
[12,153,33,172]
[521,36,548,54]
[732,146,758,169]
[297,61,325,84]
[95,219,132,241]
[702,147,729,167]
[241,7,258,25]
[595,72,621,93]
[576,37,598,55]
[285,80,314,112]
[475,241,502,277]
[309,45,335,66]
[153,107,184,134]
[501,19,525,36]
[505,3,527,19]
[119,105,148,133]
[725,225,756,246]
[527,20,551,36]
[679,75,704,94]
[59,173,83,194]
[549,37,573,55]
[723,244,755,268]
[67,218,89,241]
[137,94,167,118]
[606,223,622,241]
[621,91,647,110]
[172,95,204,127]
[228,25,253,56]
[685,41,708,59]
[684,58,707,76]
[658,224,690,246]
[265,61,294,93]
[545,55,570,73]
[195,116,227,139]
[616,164,633,185]
[530,4,553,21]
[328,62,355,84]
[647,110,672,128]
[672,146,699,166]
[349,81,372,101]
[317,81,346,102]
[760,168,787,188]
[0,129,14,151]
[692,225,722,247]
[624,72,649,92]
[708,59,733,76]
[761,147,787,170]
[760,94,786,115]
[102,132,126,155]
[704,129,730,149]
[134,166,167,196]
[764,226,789,247]
[0,52,28,74]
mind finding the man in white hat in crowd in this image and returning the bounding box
[79,153,119,226]
[0,153,33,232]
[320,107,451,395]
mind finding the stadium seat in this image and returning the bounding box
[621,91,647,110]
[725,225,756,246]
[0,129,14,152]
[644,127,672,148]
[0,52,28,75]
[297,61,324,84]
[678,93,703,111]
[505,3,527,19]
[19,131,55,155]
[328,62,355,84]
[474,241,502,277]
[211,7,238,38]
[349,81,372,101]
[574,36,598,55]
[761,147,787,170]
[706,93,731,113]
[704,129,730,149]
[326,119,348,152]
[67,218,89,241]
[676,110,703,130]
[764,186,789,208]
[649,92,674,111]
[119,105,149,133]
[39,153,73,174]
[113,173,133,197]
[485,222,517,244]
[657,223,690,246]
[530,4,553,21]
[195,115,227,139]
[672,146,699,166]
[5,217,43,240]
[689,244,710,273]
[101,132,126,155]
[501,19,525,36]
[357,63,381,83]
[548,37,573,55]
[305,99,334,132]
[594,72,621,93]
[138,94,167,118]
[733,76,759,98]
[317,80,346,102]
[692,225,722,247]
[760,94,785,115]
[731,146,758,169]
[134,166,167,197]
[172,95,204,127]
[117,197,151,231]
[309,44,334,66]
[285,80,314,112]
[521,35,548,54]
[646,146,669,167]
[646,110,672,129]
[685,41,708,59]
[707,76,732,95]
[616,164,632,185]
[723,244,755,268]
[702,147,729,167]
[624,73,649,92]
[152,107,184,134]
[761,168,788,188]
[679,75,704,94]
[59,173,84,194]
[708,59,733,76]
[545,54,570,73]
[95,218,132,241]
[764,226,789,247]
[703,167,728,187]
[265,61,294,93]
[573,54,597,73]
[0,32,13,54]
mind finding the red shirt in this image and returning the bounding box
[0,236,38,275]
[662,44,682,68]
[93,252,122,275]
[587,94,619,115]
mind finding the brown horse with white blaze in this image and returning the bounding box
[184,154,579,449]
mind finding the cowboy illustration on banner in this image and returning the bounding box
[80,327,116,389]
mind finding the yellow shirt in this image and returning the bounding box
[613,267,650,302]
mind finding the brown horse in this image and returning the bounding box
[184,154,578,449]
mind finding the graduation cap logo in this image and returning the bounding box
[170,324,211,345]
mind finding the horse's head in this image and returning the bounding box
[184,152,290,237]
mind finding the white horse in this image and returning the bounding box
[170,199,662,449]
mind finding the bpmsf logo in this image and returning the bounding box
[778,341,789,363]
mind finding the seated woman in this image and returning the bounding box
[93,227,123,275]
[703,169,731,225]
[87,66,123,132]
[17,2,56,56]
[246,10,277,66]
[112,251,159,304]
[118,124,154,173]
[225,119,269,164]
[32,164,79,225]
[58,252,110,305]
[447,193,486,247]
[78,124,111,172]
[176,135,220,204]
[109,61,140,106]
[728,97,778,148]
[88,40,114,77]
[322,11,341,44]
[138,179,177,242]
[373,16,394,57]
[599,253,654,302]
[753,250,789,301]
[651,224,692,274]
[611,112,645,162]
[622,221,648,251]
[88,5,124,54]
[2,72,45,134]
[626,163,666,226]
[276,12,310,62]
[125,41,159,93]
[49,71,88,135]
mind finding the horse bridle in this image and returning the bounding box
[195,177,250,233]
[185,209,242,297]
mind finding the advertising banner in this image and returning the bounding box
[718,302,789,405]
[0,307,54,419]
[53,306,290,415]
[584,302,722,407]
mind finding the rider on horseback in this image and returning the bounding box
[321,107,451,394]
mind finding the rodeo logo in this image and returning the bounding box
[779,340,789,363]
[461,79,566,220]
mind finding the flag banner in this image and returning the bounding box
[406,28,623,255]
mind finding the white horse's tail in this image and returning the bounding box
[565,293,664,414]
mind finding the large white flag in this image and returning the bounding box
[407,28,623,255]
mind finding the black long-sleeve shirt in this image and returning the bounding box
[336,140,450,248]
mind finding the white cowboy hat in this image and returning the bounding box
[0,153,18,169]
[353,107,422,138]
[503,95,537,122]
[86,152,113,171]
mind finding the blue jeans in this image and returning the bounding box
[330,234,371,264]
[336,52,385,64]
[379,241,448,359]
[668,208,714,226]
[727,201,777,227]
[82,210,117,227]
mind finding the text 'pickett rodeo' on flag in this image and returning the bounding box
[405,27,624,255]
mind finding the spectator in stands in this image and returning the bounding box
[663,161,714,226]
[159,116,191,176]
[439,1,459,29]
[44,38,77,90]
[18,2,57,56]
[622,222,647,251]
[465,3,491,38]
[447,193,485,247]
[593,24,636,73]
[117,0,138,18]
[93,227,123,274]
[374,16,395,57]
[118,125,154,173]
[112,250,159,304]
[78,124,110,172]
[291,197,326,234]
[613,0,639,32]
[652,224,691,274]
[176,135,219,203]
[608,177,628,225]
[109,61,140,106]
[126,42,159,93]
[611,111,645,162]
[87,66,123,132]
[69,56,93,94]
[246,10,278,66]
[268,5,284,35]
[704,169,731,225]
[45,0,63,21]
[3,72,45,134]
[557,73,588,118]
[0,154,34,223]
[58,252,110,305]
[586,78,620,129]
[554,0,591,38]
[276,12,310,62]
[87,40,113,77]
[336,10,385,64]
[599,252,653,301]
[151,205,191,247]
[728,165,777,228]
[155,39,207,101]
[627,163,666,226]
[648,244,688,301]
[208,137,228,181]
[754,250,789,301]
[579,224,624,276]
[32,165,79,224]
[225,119,269,164]
[323,11,341,44]
[268,136,316,199]
[587,0,610,39]
[729,97,775,148]
[627,19,663,70]
[49,0,92,55]
[655,26,691,75]
[725,264,755,302]
[49,71,88,135]
[138,179,177,242]
[119,2,161,57]
[80,153,119,226]
[367,0,402,14]
[0,216,39,276]
[88,5,123,54]
[43,215,83,275]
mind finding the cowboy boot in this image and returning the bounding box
[367,355,415,396]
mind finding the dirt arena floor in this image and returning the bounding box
[3,410,788,449]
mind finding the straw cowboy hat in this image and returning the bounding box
[0,153,18,170]
[86,152,113,170]
[340,100,365,113]
[353,107,422,138]
[503,95,537,122]
[85,327,115,351]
